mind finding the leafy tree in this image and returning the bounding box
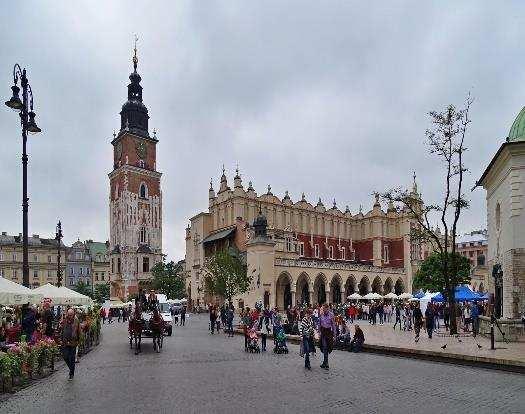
[93,283,110,304]
[127,293,138,303]
[413,252,471,292]
[75,280,93,298]
[204,249,249,304]
[381,95,473,334]
[151,261,185,300]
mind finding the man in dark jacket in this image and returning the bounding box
[393,304,402,330]
[61,309,80,379]
[42,303,54,337]
[413,304,423,342]
[22,306,37,340]
[424,304,435,339]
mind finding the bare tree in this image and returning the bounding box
[381,94,473,335]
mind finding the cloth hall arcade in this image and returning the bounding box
[185,169,426,310]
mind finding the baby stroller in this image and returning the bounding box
[273,326,288,354]
[247,327,261,353]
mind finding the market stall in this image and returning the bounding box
[0,277,43,305]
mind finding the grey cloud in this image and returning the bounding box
[1,1,524,259]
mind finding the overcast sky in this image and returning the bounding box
[0,2,523,261]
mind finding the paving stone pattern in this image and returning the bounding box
[1,315,524,414]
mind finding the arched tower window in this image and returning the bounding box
[139,183,148,199]
[495,202,501,231]
[139,227,146,244]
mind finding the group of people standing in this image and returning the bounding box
[222,303,365,371]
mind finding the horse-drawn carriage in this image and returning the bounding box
[129,305,165,354]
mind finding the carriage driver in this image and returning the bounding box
[138,288,148,309]
[147,290,159,311]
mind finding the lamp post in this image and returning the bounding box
[55,221,63,287]
[5,64,42,288]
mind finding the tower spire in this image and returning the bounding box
[133,34,139,72]
[120,35,149,138]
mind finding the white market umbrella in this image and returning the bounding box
[0,277,43,305]
[398,292,413,300]
[33,283,71,305]
[57,286,93,306]
[363,292,383,300]
[383,292,399,300]
[347,293,363,300]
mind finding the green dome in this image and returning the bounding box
[508,106,525,142]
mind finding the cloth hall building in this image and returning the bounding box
[185,169,426,310]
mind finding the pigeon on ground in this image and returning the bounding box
[477,344,482,349]
[441,344,447,349]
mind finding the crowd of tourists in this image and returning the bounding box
[99,306,131,324]
[206,296,491,369]
[207,301,365,371]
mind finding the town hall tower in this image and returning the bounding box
[108,45,163,299]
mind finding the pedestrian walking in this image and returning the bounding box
[378,303,384,325]
[471,302,480,337]
[100,307,106,324]
[210,305,217,334]
[413,303,423,342]
[317,303,336,370]
[424,304,435,339]
[42,302,54,337]
[60,308,80,380]
[443,304,450,331]
[180,306,186,326]
[242,308,251,350]
[393,304,402,330]
[226,304,234,337]
[299,309,315,370]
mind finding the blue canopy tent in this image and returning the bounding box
[431,285,480,302]
[476,292,490,300]
[413,290,425,299]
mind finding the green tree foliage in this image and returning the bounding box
[93,283,110,304]
[204,249,249,303]
[151,261,185,300]
[74,280,93,298]
[413,252,471,292]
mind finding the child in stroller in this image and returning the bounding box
[246,326,261,353]
[273,325,288,354]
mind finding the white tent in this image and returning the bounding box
[33,283,71,305]
[347,293,363,300]
[363,292,383,300]
[398,292,413,300]
[420,291,440,314]
[0,277,43,305]
[383,292,399,300]
[57,286,93,306]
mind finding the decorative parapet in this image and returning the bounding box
[274,257,404,274]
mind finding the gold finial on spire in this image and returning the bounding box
[133,34,139,72]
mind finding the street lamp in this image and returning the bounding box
[5,64,42,287]
[55,221,63,287]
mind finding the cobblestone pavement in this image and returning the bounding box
[1,315,524,414]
